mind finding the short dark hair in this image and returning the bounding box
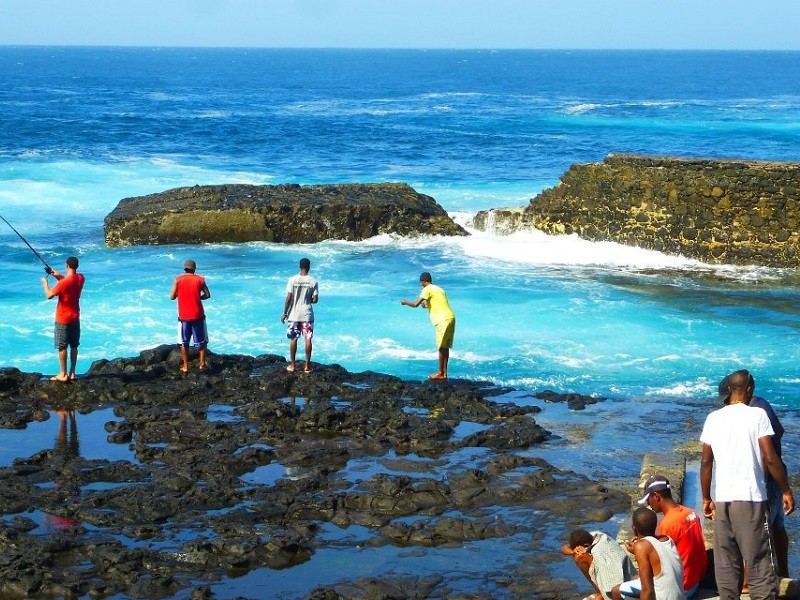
[419,271,432,283]
[632,506,657,537]
[299,258,311,270]
[66,256,79,269]
[729,369,751,391]
[654,486,673,500]
[568,529,593,549]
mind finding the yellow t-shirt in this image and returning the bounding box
[419,283,455,325]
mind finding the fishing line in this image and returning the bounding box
[0,214,54,274]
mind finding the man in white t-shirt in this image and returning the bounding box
[700,369,795,600]
[280,257,319,373]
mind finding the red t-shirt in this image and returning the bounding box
[657,504,708,591]
[175,273,206,321]
[51,273,85,324]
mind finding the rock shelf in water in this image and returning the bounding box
[103,183,467,246]
[473,154,800,268]
[0,347,624,598]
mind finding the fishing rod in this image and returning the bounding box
[0,214,54,274]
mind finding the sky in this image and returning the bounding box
[1,0,799,50]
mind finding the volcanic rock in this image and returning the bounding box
[0,349,625,598]
[103,183,467,246]
[473,153,800,267]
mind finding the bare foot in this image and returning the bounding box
[199,364,208,372]
[50,374,69,382]
[427,373,446,380]
[303,367,312,373]
[286,365,296,373]
[180,366,189,374]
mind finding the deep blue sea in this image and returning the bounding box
[2,48,800,595]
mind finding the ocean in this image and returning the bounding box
[1,47,800,592]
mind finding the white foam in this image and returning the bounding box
[369,339,433,361]
[457,225,701,270]
[563,102,602,115]
[645,380,715,397]
[653,354,683,362]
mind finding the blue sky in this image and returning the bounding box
[2,0,799,50]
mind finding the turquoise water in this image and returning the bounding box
[2,48,800,406]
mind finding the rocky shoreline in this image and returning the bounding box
[0,348,623,599]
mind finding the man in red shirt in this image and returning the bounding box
[41,256,85,382]
[638,474,708,597]
[170,259,211,373]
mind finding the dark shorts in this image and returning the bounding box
[179,318,208,349]
[286,321,314,341]
[767,477,785,529]
[54,321,80,350]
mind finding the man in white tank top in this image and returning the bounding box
[613,507,686,600]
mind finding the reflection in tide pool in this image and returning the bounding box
[240,462,286,487]
[280,396,310,408]
[0,407,138,468]
[451,420,490,442]
[209,532,537,598]
[207,404,246,423]
[338,448,494,487]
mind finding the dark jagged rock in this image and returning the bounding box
[473,153,800,267]
[534,389,601,411]
[104,183,468,246]
[0,351,624,598]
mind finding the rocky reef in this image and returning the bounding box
[0,348,621,599]
[104,183,467,247]
[473,154,800,268]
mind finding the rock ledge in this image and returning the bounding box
[104,183,467,246]
[473,154,800,268]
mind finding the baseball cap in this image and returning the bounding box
[183,259,196,270]
[637,475,671,506]
[718,374,732,404]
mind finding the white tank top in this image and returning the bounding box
[646,535,686,600]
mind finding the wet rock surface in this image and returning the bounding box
[0,347,626,598]
[473,153,800,267]
[103,183,468,247]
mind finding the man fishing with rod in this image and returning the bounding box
[1,215,85,382]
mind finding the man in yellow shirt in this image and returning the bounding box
[400,271,456,380]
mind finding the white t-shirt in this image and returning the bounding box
[285,274,318,323]
[700,403,774,502]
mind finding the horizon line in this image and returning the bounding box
[1,44,799,53]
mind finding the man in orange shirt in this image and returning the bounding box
[638,475,708,597]
[41,256,85,382]
[170,259,211,373]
